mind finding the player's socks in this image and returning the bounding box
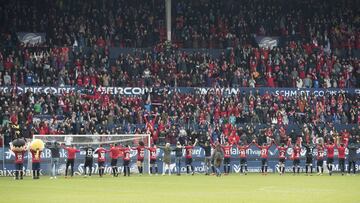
[245,165,248,173]
[240,165,243,173]
[191,166,194,174]
[310,166,313,173]
[227,165,230,174]
[293,166,295,174]
[265,166,268,173]
[297,166,300,173]
[155,166,158,173]
[33,170,36,179]
[127,166,130,176]
[211,165,215,173]
[282,166,285,174]
[261,166,264,173]
[15,171,19,179]
[20,171,23,179]
[321,167,323,174]
[112,168,116,176]
[37,170,40,178]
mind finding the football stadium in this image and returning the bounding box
[0,0,359,202]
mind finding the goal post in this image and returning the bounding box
[31,134,151,175]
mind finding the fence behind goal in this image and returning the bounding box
[31,134,151,175]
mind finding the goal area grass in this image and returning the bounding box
[0,173,359,203]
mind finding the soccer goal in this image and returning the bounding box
[31,134,151,175]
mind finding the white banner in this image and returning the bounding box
[17,32,46,45]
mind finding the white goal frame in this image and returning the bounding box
[31,134,151,175]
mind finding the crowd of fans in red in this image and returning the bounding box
[0,0,359,147]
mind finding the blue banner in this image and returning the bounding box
[1,146,358,176]
[0,86,359,97]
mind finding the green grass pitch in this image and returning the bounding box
[0,173,359,203]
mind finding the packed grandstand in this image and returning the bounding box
[1,0,359,148]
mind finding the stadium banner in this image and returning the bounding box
[1,146,359,176]
[17,32,46,45]
[0,86,359,97]
[255,36,280,49]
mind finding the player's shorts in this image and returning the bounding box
[150,159,157,165]
[317,160,324,167]
[306,156,313,164]
[279,158,285,164]
[261,158,268,166]
[15,163,23,170]
[123,160,130,166]
[186,158,193,165]
[66,159,74,167]
[327,158,334,164]
[223,157,231,164]
[111,159,118,167]
[32,162,40,170]
[205,156,211,165]
[84,159,93,167]
[339,158,345,166]
[240,158,247,165]
[293,159,300,165]
[210,157,215,165]
[98,161,105,168]
[137,159,144,163]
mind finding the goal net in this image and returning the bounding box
[30,134,151,176]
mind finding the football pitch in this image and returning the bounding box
[0,173,359,203]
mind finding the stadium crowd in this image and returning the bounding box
[1,0,359,50]
[1,86,360,146]
[0,0,359,147]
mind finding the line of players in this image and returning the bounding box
[62,141,158,178]
[55,138,359,177]
[10,138,357,179]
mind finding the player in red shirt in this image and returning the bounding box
[316,143,325,175]
[30,147,42,179]
[120,145,131,176]
[222,142,233,175]
[145,144,158,175]
[109,144,121,177]
[62,144,80,178]
[184,140,198,175]
[94,145,107,177]
[325,141,335,176]
[274,140,289,176]
[236,142,252,175]
[336,142,347,175]
[132,141,145,175]
[10,140,28,180]
[291,142,302,175]
[254,140,273,175]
